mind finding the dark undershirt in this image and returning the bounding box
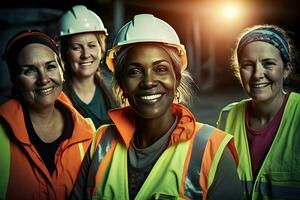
[22,101,73,175]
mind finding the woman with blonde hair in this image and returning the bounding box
[57,5,118,129]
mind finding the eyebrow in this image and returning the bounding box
[152,59,170,65]
[241,57,277,63]
[126,58,171,67]
[19,60,57,68]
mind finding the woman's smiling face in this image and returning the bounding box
[16,43,63,109]
[121,44,178,119]
[239,41,289,102]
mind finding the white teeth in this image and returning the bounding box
[80,62,92,66]
[37,87,53,95]
[140,94,162,100]
[252,83,268,88]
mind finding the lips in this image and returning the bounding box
[251,83,269,89]
[35,86,54,95]
[137,93,163,103]
[79,61,93,66]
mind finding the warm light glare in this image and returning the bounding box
[223,4,239,19]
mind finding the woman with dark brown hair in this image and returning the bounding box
[0,30,93,200]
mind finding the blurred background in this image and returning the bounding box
[1,0,300,125]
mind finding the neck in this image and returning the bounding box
[135,108,175,148]
[72,75,96,92]
[71,76,96,103]
[249,91,286,126]
[29,104,57,126]
[28,104,64,143]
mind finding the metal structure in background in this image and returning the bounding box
[113,0,124,36]
[187,16,216,92]
[0,8,63,104]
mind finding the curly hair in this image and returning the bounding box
[230,24,296,85]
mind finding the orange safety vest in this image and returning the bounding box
[0,92,93,200]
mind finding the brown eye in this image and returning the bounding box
[21,67,37,76]
[127,68,142,77]
[155,65,168,73]
[47,64,57,71]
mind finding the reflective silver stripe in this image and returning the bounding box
[256,182,300,199]
[218,110,230,131]
[87,126,116,188]
[184,124,215,199]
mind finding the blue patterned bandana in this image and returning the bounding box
[237,27,289,62]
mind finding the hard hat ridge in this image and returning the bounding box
[58,5,108,37]
[107,14,187,72]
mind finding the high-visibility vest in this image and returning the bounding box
[0,123,10,200]
[85,123,235,200]
[217,92,300,199]
[0,121,87,200]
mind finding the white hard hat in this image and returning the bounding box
[106,14,187,72]
[58,5,107,37]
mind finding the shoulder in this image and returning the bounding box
[217,99,249,129]
[196,124,238,165]
[194,124,235,157]
[288,92,300,103]
[220,99,250,113]
[94,125,118,146]
[90,124,118,157]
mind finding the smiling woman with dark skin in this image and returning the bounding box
[0,30,94,200]
[217,25,300,199]
[71,14,244,200]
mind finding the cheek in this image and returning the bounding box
[93,48,102,58]
[270,70,285,80]
[163,76,177,91]
[240,70,251,81]
[51,71,63,85]
[67,51,79,63]
[122,78,138,96]
[17,77,34,90]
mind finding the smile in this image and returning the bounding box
[251,83,269,88]
[35,87,54,95]
[80,62,93,66]
[138,94,162,102]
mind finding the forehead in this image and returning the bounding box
[125,44,172,64]
[17,43,57,65]
[68,32,98,43]
[239,41,282,60]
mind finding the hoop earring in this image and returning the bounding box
[121,93,126,105]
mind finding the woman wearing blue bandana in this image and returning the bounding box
[217,25,300,199]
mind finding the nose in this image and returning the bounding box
[140,71,157,89]
[37,70,50,85]
[80,47,91,59]
[253,61,265,80]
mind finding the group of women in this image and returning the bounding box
[0,4,299,200]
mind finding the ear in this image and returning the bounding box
[175,73,181,89]
[283,64,291,79]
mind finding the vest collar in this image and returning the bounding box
[108,103,196,149]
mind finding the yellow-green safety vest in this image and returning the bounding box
[86,123,233,200]
[217,92,300,200]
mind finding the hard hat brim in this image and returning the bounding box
[106,42,187,73]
